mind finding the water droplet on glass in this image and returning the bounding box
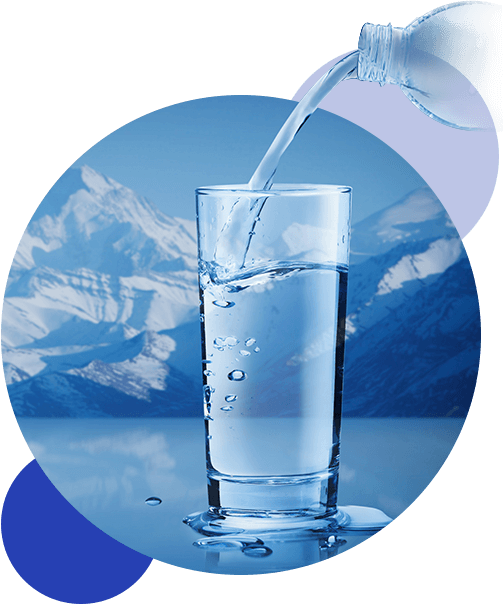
[202,359,212,365]
[242,545,273,558]
[225,395,237,403]
[203,369,214,376]
[204,385,213,403]
[254,347,260,353]
[239,350,251,357]
[342,235,345,243]
[213,300,235,308]
[221,405,234,412]
[145,497,162,506]
[199,314,205,322]
[245,338,256,347]
[228,370,247,381]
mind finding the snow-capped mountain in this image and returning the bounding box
[3,166,201,416]
[4,166,198,348]
[343,251,479,417]
[10,165,197,279]
[2,168,479,417]
[345,187,466,343]
[349,187,458,264]
[342,187,479,416]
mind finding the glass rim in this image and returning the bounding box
[196,183,352,196]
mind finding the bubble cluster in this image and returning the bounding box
[214,336,239,351]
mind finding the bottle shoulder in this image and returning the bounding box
[406,1,495,32]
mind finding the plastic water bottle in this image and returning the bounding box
[357,2,502,130]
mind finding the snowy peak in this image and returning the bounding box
[346,235,465,341]
[67,331,177,401]
[4,165,199,348]
[375,237,462,296]
[80,165,121,197]
[350,187,457,263]
[11,165,197,278]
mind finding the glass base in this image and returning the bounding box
[183,505,392,539]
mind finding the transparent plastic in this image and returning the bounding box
[357,2,502,130]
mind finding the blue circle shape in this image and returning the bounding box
[1,460,152,603]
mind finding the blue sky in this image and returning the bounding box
[72,95,426,224]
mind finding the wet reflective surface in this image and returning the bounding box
[18,417,464,574]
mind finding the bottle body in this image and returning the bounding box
[357,2,502,130]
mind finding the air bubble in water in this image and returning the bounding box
[204,399,212,418]
[145,497,162,506]
[239,350,251,357]
[213,300,235,308]
[221,405,234,412]
[228,370,247,381]
[245,338,256,346]
[204,385,214,403]
[213,337,225,350]
[214,336,239,350]
[254,347,260,353]
[203,369,214,376]
[225,395,237,402]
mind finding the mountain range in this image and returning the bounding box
[2,166,480,417]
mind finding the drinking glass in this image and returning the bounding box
[185,184,352,534]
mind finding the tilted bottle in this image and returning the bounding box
[357,1,502,130]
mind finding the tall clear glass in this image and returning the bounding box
[186,184,351,534]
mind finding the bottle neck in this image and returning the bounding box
[357,23,408,86]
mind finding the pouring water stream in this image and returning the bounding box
[212,51,359,276]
